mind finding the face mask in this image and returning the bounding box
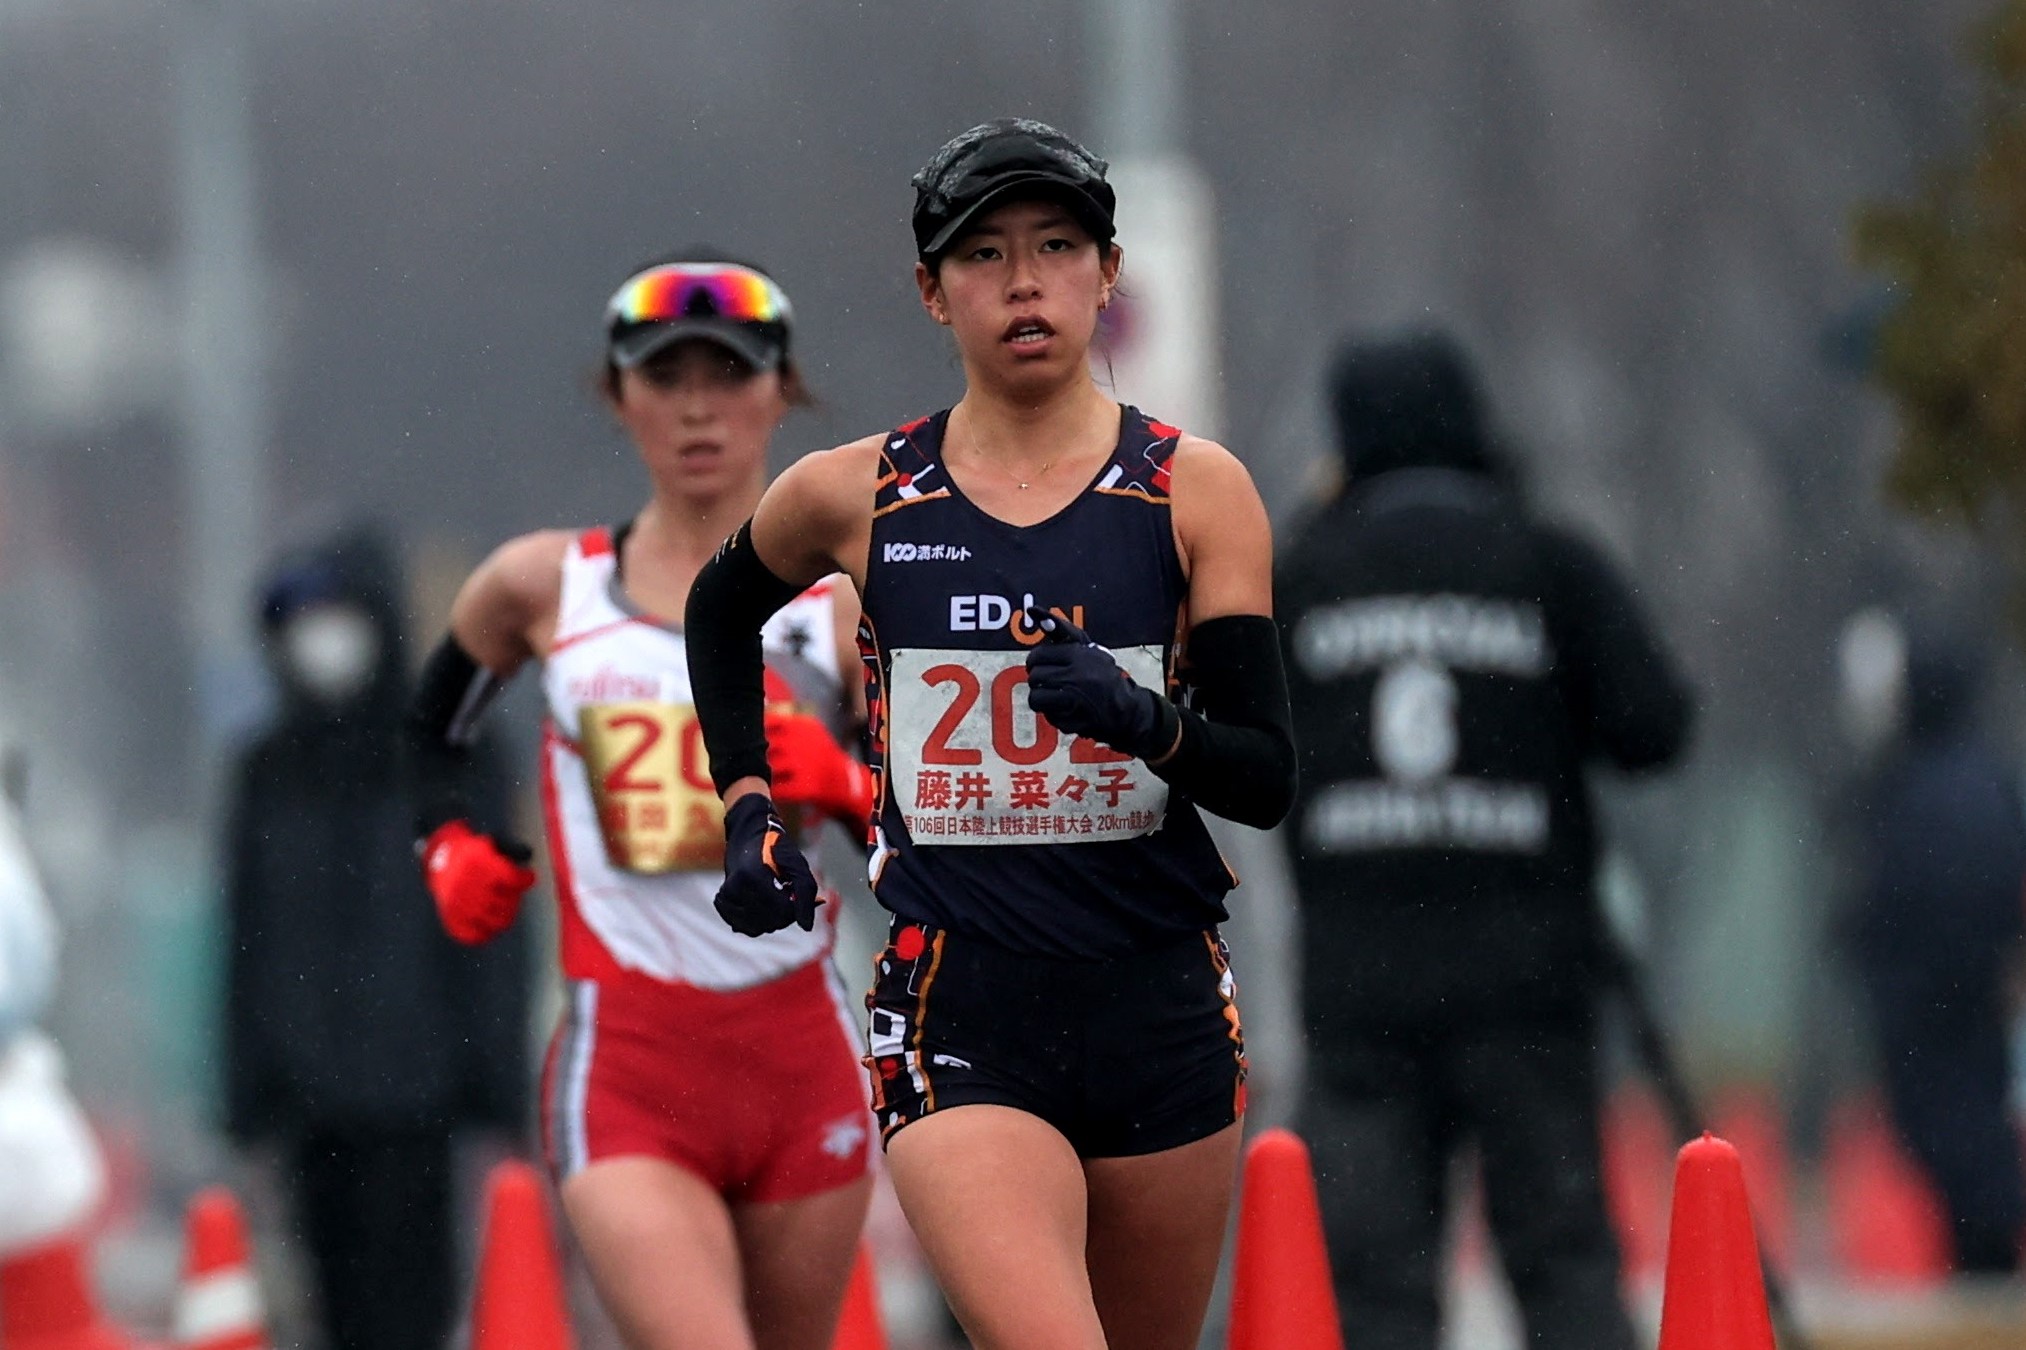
[282,604,381,705]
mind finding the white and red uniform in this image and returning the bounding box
[537,525,871,1200]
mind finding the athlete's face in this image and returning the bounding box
[610,340,788,500]
[917,199,1121,394]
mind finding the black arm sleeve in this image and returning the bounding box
[405,633,509,837]
[1147,614,1298,830]
[1539,527,1695,771]
[684,521,807,795]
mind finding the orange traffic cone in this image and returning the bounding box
[171,1188,265,1350]
[829,1244,885,1350]
[1228,1128,1343,1350]
[471,1161,574,1350]
[0,1230,133,1350]
[1656,1133,1775,1350]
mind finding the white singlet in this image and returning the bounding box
[539,525,843,991]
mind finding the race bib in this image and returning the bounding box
[579,701,724,873]
[886,646,1169,846]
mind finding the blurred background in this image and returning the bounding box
[1,0,2023,1347]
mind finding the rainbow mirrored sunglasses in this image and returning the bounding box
[604,263,793,330]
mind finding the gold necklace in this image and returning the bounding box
[968,445,1057,491]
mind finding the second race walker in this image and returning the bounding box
[407,254,876,1350]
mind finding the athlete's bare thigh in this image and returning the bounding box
[1084,1122,1243,1350]
[886,1105,1108,1350]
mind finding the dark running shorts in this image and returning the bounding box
[863,919,1248,1157]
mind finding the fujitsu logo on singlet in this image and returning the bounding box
[567,664,660,704]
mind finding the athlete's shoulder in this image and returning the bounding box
[484,527,577,590]
[1169,434,1261,498]
[779,433,889,497]
[463,528,574,623]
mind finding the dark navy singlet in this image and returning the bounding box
[858,405,1235,959]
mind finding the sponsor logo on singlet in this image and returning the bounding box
[882,541,974,563]
[946,593,1085,646]
[566,664,663,705]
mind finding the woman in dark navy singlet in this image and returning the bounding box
[685,121,1297,1350]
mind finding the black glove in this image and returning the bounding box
[1023,607,1178,760]
[713,794,821,937]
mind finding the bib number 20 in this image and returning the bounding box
[919,664,1130,767]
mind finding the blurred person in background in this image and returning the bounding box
[1278,332,1693,1350]
[408,253,876,1350]
[0,749,107,1259]
[222,525,530,1350]
[1848,621,2025,1273]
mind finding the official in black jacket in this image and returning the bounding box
[221,525,529,1350]
[1280,334,1692,1350]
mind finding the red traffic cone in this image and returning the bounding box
[1713,1088,1793,1276]
[0,1230,134,1350]
[1228,1128,1343,1350]
[471,1161,574,1350]
[1656,1134,1775,1350]
[829,1244,885,1350]
[172,1188,266,1350]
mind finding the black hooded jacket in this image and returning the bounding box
[221,526,529,1140]
[1279,335,1693,1033]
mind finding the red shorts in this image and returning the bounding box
[540,960,873,1204]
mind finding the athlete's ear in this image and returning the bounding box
[1100,242,1124,297]
[915,260,951,327]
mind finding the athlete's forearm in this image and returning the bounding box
[1148,614,1297,830]
[406,633,509,837]
[685,521,808,796]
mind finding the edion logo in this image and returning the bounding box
[883,542,973,563]
[949,592,1086,646]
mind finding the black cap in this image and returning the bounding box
[604,259,793,372]
[911,119,1116,260]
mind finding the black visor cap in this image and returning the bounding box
[912,119,1115,260]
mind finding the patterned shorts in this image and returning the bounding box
[864,919,1246,1157]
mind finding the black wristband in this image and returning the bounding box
[1147,614,1297,829]
[685,521,807,794]
[406,634,507,837]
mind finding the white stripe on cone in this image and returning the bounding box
[173,1267,264,1345]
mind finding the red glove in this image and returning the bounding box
[765,710,876,832]
[421,821,537,945]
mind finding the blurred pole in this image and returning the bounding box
[1091,0,1180,159]
[1085,0,1222,439]
[174,0,270,766]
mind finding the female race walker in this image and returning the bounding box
[685,120,1298,1350]
[405,255,877,1350]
